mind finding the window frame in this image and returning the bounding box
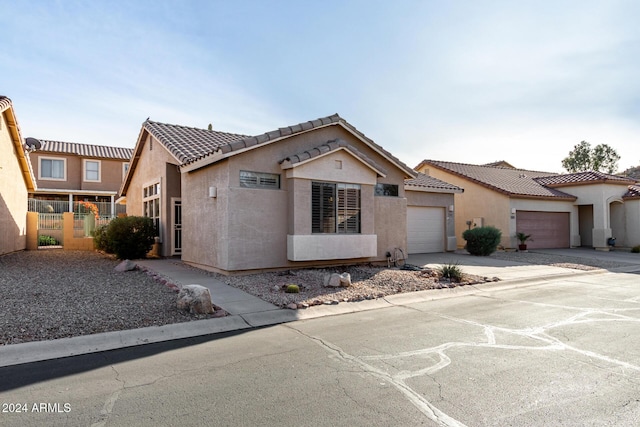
[39,156,67,181]
[142,182,161,239]
[122,162,130,180]
[312,181,361,234]
[374,183,399,197]
[83,159,101,182]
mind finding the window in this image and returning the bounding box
[240,171,280,189]
[123,162,129,179]
[374,183,399,197]
[312,182,361,234]
[84,160,101,182]
[39,157,66,180]
[143,182,161,237]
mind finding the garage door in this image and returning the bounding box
[407,207,445,254]
[515,211,570,249]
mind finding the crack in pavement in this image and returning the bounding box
[287,295,640,426]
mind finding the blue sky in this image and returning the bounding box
[3,0,639,173]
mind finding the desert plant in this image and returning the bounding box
[632,245,640,253]
[285,284,300,293]
[462,226,502,256]
[516,232,533,245]
[438,263,464,282]
[102,216,156,259]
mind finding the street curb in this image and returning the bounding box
[0,267,614,368]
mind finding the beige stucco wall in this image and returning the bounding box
[406,190,456,250]
[0,113,28,255]
[625,200,640,247]
[125,133,181,257]
[417,166,511,248]
[181,125,409,273]
[30,152,127,192]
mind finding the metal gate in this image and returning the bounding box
[37,213,63,248]
[172,198,182,255]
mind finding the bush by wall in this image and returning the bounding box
[632,245,640,253]
[97,216,156,259]
[462,226,502,256]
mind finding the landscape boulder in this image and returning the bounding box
[324,273,342,288]
[177,284,215,314]
[114,259,137,272]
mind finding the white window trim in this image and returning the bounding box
[122,162,130,181]
[83,159,102,183]
[142,180,162,242]
[38,156,67,181]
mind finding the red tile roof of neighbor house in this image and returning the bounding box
[38,140,133,160]
[624,185,640,199]
[143,114,416,177]
[405,172,464,192]
[533,171,636,187]
[417,160,578,200]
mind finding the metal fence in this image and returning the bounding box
[37,213,63,247]
[28,199,126,217]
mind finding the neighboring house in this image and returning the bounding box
[121,114,462,272]
[0,96,36,255]
[28,140,133,216]
[416,160,639,250]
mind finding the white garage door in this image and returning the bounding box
[407,207,445,254]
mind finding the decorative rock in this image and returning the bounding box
[324,273,342,288]
[114,259,136,272]
[176,285,215,314]
[339,273,352,287]
[287,303,298,310]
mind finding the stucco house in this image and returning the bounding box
[28,140,133,217]
[415,160,639,251]
[121,114,462,273]
[0,96,36,255]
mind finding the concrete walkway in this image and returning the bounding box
[2,248,638,367]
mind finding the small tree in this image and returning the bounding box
[462,226,502,256]
[561,141,620,174]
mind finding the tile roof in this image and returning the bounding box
[143,121,249,164]
[144,114,416,177]
[39,140,133,160]
[280,138,388,176]
[0,95,12,112]
[623,185,640,199]
[405,172,463,193]
[419,160,577,200]
[533,171,636,187]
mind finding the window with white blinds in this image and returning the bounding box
[312,182,361,234]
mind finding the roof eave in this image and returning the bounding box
[1,101,36,192]
[404,184,464,194]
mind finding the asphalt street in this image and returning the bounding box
[1,268,639,426]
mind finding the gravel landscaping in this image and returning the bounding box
[0,250,215,345]
[204,264,491,309]
[1,248,627,345]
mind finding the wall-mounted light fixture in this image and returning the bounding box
[511,208,516,215]
[208,186,217,198]
[449,205,454,212]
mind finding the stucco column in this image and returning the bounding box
[592,201,611,250]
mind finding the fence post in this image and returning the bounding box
[26,212,39,250]
[63,212,74,246]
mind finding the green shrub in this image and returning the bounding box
[93,225,113,253]
[462,226,502,256]
[103,216,156,259]
[632,245,640,254]
[438,262,464,282]
[38,235,59,246]
[285,284,300,293]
